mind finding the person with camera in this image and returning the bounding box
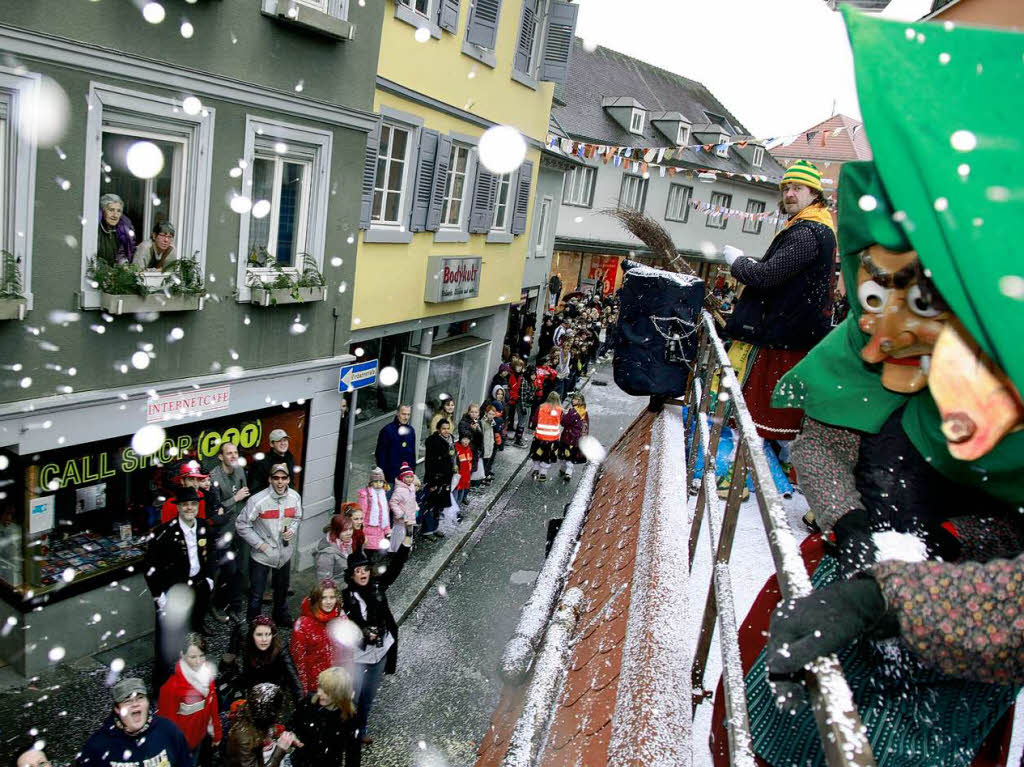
[340,534,411,746]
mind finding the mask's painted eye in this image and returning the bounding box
[857,279,889,314]
[906,283,944,318]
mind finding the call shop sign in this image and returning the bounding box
[424,256,482,303]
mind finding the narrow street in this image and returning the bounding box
[363,365,644,767]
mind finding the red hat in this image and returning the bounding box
[397,463,415,481]
[176,460,208,481]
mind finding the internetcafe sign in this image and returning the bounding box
[146,385,231,423]
[424,256,482,303]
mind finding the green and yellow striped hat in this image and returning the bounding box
[780,159,823,191]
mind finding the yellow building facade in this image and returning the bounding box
[346,0,578,485]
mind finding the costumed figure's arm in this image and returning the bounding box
[790,417,863,534]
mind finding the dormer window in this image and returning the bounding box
[752,146,764,168]
[676,123,690,146]
[629,108,645,134]
[715,138,728,158]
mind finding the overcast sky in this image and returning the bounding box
[573,0,933,140]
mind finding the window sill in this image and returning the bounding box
[250,286,327,306]
[261,0,355,41]
[97,291,206,315]
[0,297,27,321]
[461,40,497,69]
[394,5,442,38]
[665,217,689,225]
[434,229,470,243]
[561,201,594,209]
[364,227,414,244]
[485,231,514,244]
[510,68,538,90]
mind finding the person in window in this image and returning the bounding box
[133,221,177,270]
[96,193,136,266]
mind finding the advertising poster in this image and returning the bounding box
[29,495,55,535]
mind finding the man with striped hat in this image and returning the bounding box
[720,159,837,468]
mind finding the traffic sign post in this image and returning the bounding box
[339,359,378,392]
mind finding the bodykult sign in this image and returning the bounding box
[424,256,482,303]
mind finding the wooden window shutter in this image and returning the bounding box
[539,1,578,85]
[465,0,502,49]
[436,0,461,33]
[359,117,382,230]
[410,129,439,233]
[467,164,496,233]
[426,134,454,232]
[510,160,533,235]
[514,0,539,73]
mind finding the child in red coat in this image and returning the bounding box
[454,435,473,505]
[157,632,222,762]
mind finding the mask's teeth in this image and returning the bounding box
[920,354,931,374]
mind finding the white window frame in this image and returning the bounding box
[706,191,732,230]
[247,153,314,266]
[629,108,645,134]
[0,67,39,310]
[512,0,549,87]
[80,82,214,309]
[752,145,764,168]
[440,143,472,229]
[398,0,435,20]
[665,183,692,223]
[371,122,414,227]
[562,165,595,208]
[743,199,766,235]
[491,173,513,231]
[618,173,648,212]
[676,123,690,147]
[715,136,729,158]
[235,116,333,302]
[262,0,351,22]
[534,195,552,258]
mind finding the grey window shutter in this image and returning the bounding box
[514,0,539,73]
[359,118,382,230]
[465,0,501,49]
[427,134,454,232]
[510,160,533,235]
[539,1,578,85]
[410,129,439,233]
[467,165,496,234]
[437,0,461,33]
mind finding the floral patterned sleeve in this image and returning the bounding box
[873,553,1024,685]
[790,417,863,533]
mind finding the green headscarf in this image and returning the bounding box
[773,10,1024,503]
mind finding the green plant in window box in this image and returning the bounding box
[246,248,327,305]
[160,251,207,297]
[87,258,149,297]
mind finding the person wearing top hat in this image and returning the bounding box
[160,460,210,523]
[250,429,296,496]
[144,485,215,690]
[77,677,191,767]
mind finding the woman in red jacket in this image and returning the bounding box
[290,579,355,695]
[158,632,222,765]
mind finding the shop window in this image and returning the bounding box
[618,173,648,213]
[0,68,39,311]
[665,183,692,223]
[6,405,309,602]
[743,198,766,234]
[349,334,410,425]
[441,144,471,228]
[562,165,594,208]
[706,191,732,230]
[236,116,332,300]
[81,83,214,309]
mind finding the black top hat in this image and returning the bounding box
[175,486,201,504]
[345,551,370,576]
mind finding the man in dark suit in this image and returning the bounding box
[143,486,214,689]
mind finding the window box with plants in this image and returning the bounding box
[87,253,207,315]
[246,249,327,306]
[0,251,27,320]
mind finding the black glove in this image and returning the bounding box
[767,577,899,678]
[831,508,878,580]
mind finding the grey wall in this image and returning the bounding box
[521,163,565,291]
[555,161,782,258]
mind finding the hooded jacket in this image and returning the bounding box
[236,485,302,569]
[357,486,391,553]
[389,481,419,526]
[314,535,350,583]
[157,660,222,748]
[77,712,190,767]
[290,597,351,694]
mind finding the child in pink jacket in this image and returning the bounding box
[389,463,419,552]
[357,466,391,553]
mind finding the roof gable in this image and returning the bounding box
[770,113,873,162]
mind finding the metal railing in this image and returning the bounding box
[683,310,876,767]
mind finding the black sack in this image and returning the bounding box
[612,260,705,398]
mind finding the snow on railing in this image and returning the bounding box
[684,310,875,767]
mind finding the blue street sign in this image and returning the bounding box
[339,359,378,392]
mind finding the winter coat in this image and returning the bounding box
[209,464,248,531]
[507,370,523,403]
[519,374,537,408]
[480,417,496,460]
[374,418,416,486]
[491,365,512,400]
[219,625,302,705]
[77,713,191,767]
[535,365,557,399]
[224,718,286,767]
[249,449,296,495]
[458,414,484,465]
[389,482,419,526]
[725,213,836,350]
[236,486,302,569]
[357,486,391,553]
[559,406,589,449]
[143,515,215,600]
[341,543,410,675]
[288,693,361,767]
[157,659,222,748]
[455,443,473,490]
[424,433,455,488]
[314,535,350,583]
[290,597,351,694]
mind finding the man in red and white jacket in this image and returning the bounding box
[236,463,302,626]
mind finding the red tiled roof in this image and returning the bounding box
[770,113,873,163]
[474,410,657,767]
